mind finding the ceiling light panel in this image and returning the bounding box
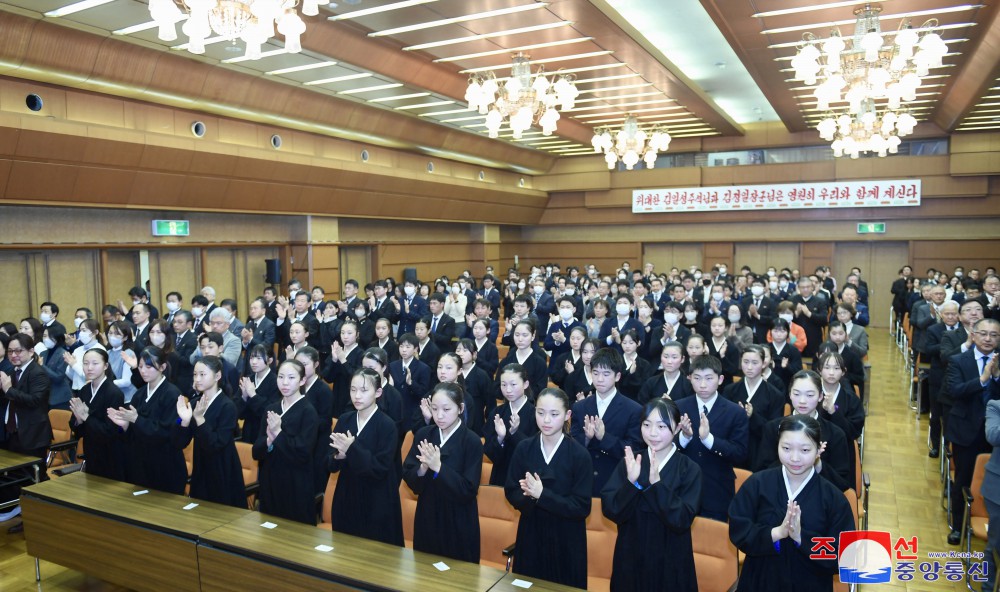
[369,3,550,37]
[402,22,574,51]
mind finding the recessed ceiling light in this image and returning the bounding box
[395,100,456,110]
[433,38,594,63]
[329,0,439,21]
[370,3,550,37]
[114,18,188,36]
[572,92,662,104]
[565,99,677,113]
[442,115,487,123]
[459,51,615,74]
[419,108,475,117]
[304,73,373,86]
[760,8,981,36]
[223,49,289,64]
[403,22,573,51]
[339,83,405,95]
[44,0,113,17]
[578,83,654,94]
[266,61,339,75]
[753,1,876,18]
[370,93,432,102]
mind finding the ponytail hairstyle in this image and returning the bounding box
[195,355,230,398]
[536,387,572,433]
[499,362,532,401]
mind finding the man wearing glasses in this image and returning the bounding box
[946,319,1000,545]
[0,333,52,529]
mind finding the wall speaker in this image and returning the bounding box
[264,259,281,285]
[403,267,417,285]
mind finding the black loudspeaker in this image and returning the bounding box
[403,267,418,284]
[264,259,281,285]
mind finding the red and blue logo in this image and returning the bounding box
[839,531,893,584]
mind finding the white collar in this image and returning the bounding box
[595,389,617,417]
[744,377,762,402]
[356,406,378,435]
[145,376,165,403]
[696,393,719,415]
[782,465,815,501]
[439,422,461,448]
[475,337,488,349]
[255,367,271,387]
[540,433,565,465]
[509,395,528,416]
[651,443,677,475]
[515,349,532,364]
[280,396,303,416]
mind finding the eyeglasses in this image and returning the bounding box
[975,331,1000,339]
[7,348,25,354]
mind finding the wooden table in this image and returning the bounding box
[198,511,510,592]
[0,448,43,512]
[489,573,588,592]
[21,472,250,592]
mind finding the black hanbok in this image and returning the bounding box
[124,379,186,494]
[70,379,125,481]
[304,377,334,493]
[722,378,786,471]
[402,424,483,563]
[328,408,403,546]
[483,399,538,486]
[601,448,702,592]
[505,434,592,589]
[322,345,363,418]
[236,370,279,443]
[171,392,245,508]
[754,415,853,492]
[252,397,320,524]
[729,467,855,592]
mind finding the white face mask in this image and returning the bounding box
[767,270,776,277]
[616,304,630,316]
[719,268,727,275]
[166,301,181,313]
[955,271,963,278]
[533,285,544,295]
[751,286,765,297]
[150,333,166,347]
[684,311,698,322]
[191,307,204,318]
[518,281,526,290]
[39,313,52,324]
[109,336,124,348]
[459,282,467,290]
[404,286,416,297]
[694,272,702,280]
[779,282,788,290]
[618,274,627,280]
[42,337,56,350]
[451,286,461,294]
[559,308,574,321]
[564,287,575,296]
[132,300,141,307]
[74,317,84,329]
[712,292,724,302]
[728,313,741,323]
[78,331,93,345]
[664,312,679,325]
[768,281,778,291]
[779,313,794,323]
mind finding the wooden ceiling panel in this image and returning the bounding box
[138,144,195,174]
[82,137,144,169]
[72,167,136,205]
[5,160,78,202]
[129,171,186,207]
[14,129,88,163]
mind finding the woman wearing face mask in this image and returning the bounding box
[726,304,754,348]
[352,300,375,349]
[106,321,138,404]
[768,301,807,353]
[681,302,705,339]
[124,320,180,390]
[64,319,108,391]
[20,318,45,357]
[40,325,73,411]
[444,282,467,322]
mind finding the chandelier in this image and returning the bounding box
[148,0,325,60]
[591,115,671,170]
[791,3,947,158]
[464,53,580,139]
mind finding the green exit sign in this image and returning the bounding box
[152,220,190,237]
[857,222,886,234]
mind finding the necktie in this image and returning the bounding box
[702,404,709,417]
[981,356,992,404]
[376,299,382,310]
[5,369,21,433]
[431,317,438,333]
[175,334,182,346]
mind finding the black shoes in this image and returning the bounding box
[929,448,940,458]
[948,530,961,545]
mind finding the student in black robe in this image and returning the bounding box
[470,318,499,379]
[495,320,548,398]
[548,326,586,391]
[108,347,186,494]
[172,356,245,508]
[236,345,279,443]
[373,318,400,363]
[293,347,334,493]
[816,351,865,443]
[729,414,855,592]
[564,338,599,402]
[456,339,492,435]
[414,318,442,370]
[637,341,694,404]
[252,359,320,525]
[762,346,788,398]
[723,345,787,470]
[706,317,741,389]
[618,330,653,402]
[601,398,701,592]
[769,319,802,394]
[505,388,592,589]
[402,382,483,563]
[69,348,125,481]
[754,371,853,492]
[483,364,538,486]
[328,368,403,547]
[360,348,404,481]
[322,319,364,418]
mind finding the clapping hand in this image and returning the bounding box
[121,349,137,369]
[678,413,693,439]
[698,410,710,440]
[419,397,433,423]
[623,445,642,483]
[740,401,754,418]
[520,471,543,499]
[265,410,281,446]
[509,411,521,434]
[176,395,193,426]
[240,376,256,401]
[330,430,356,459]
[68,397,90,423]
[191,395,211,426]
[648,448,660,485]
[493,414,507,441]
[415,440,442,474]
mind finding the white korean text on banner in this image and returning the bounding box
[632,179,921,213]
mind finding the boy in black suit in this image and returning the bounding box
[389,333,431,433]
[676,354,749,521]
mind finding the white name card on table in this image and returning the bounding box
[512,580,533,589]
[260,521,278,529]
[433,562,450,571]
[182,503,199,510]
[133,490,149,496]
[314,544,334,552]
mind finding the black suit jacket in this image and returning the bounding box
[173,331,198,394]
[570,392,643,496]
[789,295,828,358]
[946,348,1000,446]
[243,316,276,352]
[1,361,53,451]
[676,395,749,519]
[428,314,456,353]
[742,295,776,343]
[369,297,399,326]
